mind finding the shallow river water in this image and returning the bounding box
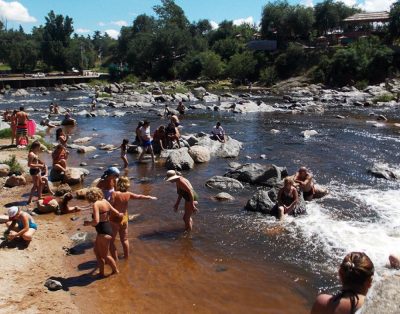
[1,89,400,313]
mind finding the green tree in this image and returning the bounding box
[153,0,189,29]
[199,51,224,79]
[212,38,240,60]
[41,10,74,70]
[7,40,38,72]
[389,1,400,40]
[225,51,257,81]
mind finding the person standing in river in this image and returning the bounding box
[311,252,374,314]
[27,141,45,204]
[84,187,123,277]
[138,120,155,163]
[109,176,157,260]
[56,128,69,147]
[165,170,199,232]
[15,106,29,145]
[10,110,17,145]
[97,167,120,201]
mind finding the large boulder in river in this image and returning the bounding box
[245,189,278,214]
[225,163,287,187]
[165,148,195,171]
[14,89,29,97]
[205,176,244,190]
[367,164,398,180]
[188,146,211,163]
[194,136,242,158]
[63,168,89,185]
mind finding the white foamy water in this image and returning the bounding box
[293,187,400,271]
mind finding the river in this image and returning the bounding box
[1,88,399,313]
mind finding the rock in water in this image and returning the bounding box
[188,146,211,163]
[63,168,89,185]
[5,175,26,188]
[165,148,195,171]
[73,137,92,144]
[245,189,277,214]
[205,176,244,190]
[76,146,96,153]
[14,89,29,97]
[301,130,318,138]
[44,279,63,291]
[195,136,242,158]
[225,163,287,187]
[367,164,398,180]
[215,192,234,201]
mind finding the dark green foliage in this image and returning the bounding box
[274,43,306,78]
[225,51,257,81]
[389,1,400,40]
[1,155,23,173]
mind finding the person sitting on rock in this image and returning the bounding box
[294,167,315,201]
[166,122,181,149]
[211,122,225,143]
[52,144,68,174]
[5,206,37,244]
[272,177,305,220]
[153,125,167,153]
[311,252,374,314]
[56,128,69,147]
[177,101,186,115]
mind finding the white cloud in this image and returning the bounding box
[359,0,395,11]
[233,16,254,26]
[111,20,128,27]
[210,20,219,30]
[0,0,36,23]
[104,29,119,39]
[302,0,314,7]
[98,21,106,26]
[340,0,357,6]
[76,28,91,34]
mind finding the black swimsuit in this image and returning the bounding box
[332,290,359,314]
[94,211,113,236]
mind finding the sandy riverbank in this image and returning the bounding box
[0,140,79,313]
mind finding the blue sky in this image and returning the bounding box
[0,0,394,38]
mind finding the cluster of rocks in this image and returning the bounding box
[367,163,399,180]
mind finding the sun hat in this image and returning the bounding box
[102,166,120,179]
[8,206,19,218]
[165,170,181,182]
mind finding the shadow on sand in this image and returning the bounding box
[49,273,105,291]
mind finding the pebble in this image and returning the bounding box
[260,154,267,159]
[80,162,88,166]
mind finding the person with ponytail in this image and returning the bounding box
[311,252,374,314]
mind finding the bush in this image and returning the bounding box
[121,74,139,84]
[260,66,277,86]
[225,51,257,82]
[0,128,11,139]
[1,155,23,173]
[274,43,306,79]
[373,93,395,103]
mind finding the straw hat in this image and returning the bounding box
[165,170,181,182]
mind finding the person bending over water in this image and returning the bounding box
[272,177,305,220]
[294,167,315,201]
[5,206,37,243]
[97,167,120,201]
[311,252,374,314]
[110,176,157,260]
[84,187,123,277]
[165,170,199,232]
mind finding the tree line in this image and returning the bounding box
[1,0,400,87]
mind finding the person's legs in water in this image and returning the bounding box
[110,222,119,261]
[119,223,129,259]
[121,155,128,168]
[183,202,194,232]
[278,206,285,221]
[138,146,147,162]
[97,234,119,275]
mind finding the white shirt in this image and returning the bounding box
[212,126,224,137]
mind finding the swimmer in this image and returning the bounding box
[311,252,374,314]
[294,167,315,201]
[177,101,186,115]
[165,170,199,232]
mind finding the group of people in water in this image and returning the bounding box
[1,96,399,313]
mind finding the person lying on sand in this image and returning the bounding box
[59,193,82,214]
[311,252,374,314]
[5,206,37,243]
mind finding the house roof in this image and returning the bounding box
[343,11,390,23]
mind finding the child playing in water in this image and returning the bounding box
[120,139,129,168]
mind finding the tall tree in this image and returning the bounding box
[41,10,74,70]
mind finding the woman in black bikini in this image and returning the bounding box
[84,187,123,277]
[27,141,45,204]
[165,170,198,232]
[273,177,305,220]
[311,252,374,314]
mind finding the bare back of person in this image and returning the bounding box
[16,111,28,125]
[312,293,365,314]
[111,191,131,214]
